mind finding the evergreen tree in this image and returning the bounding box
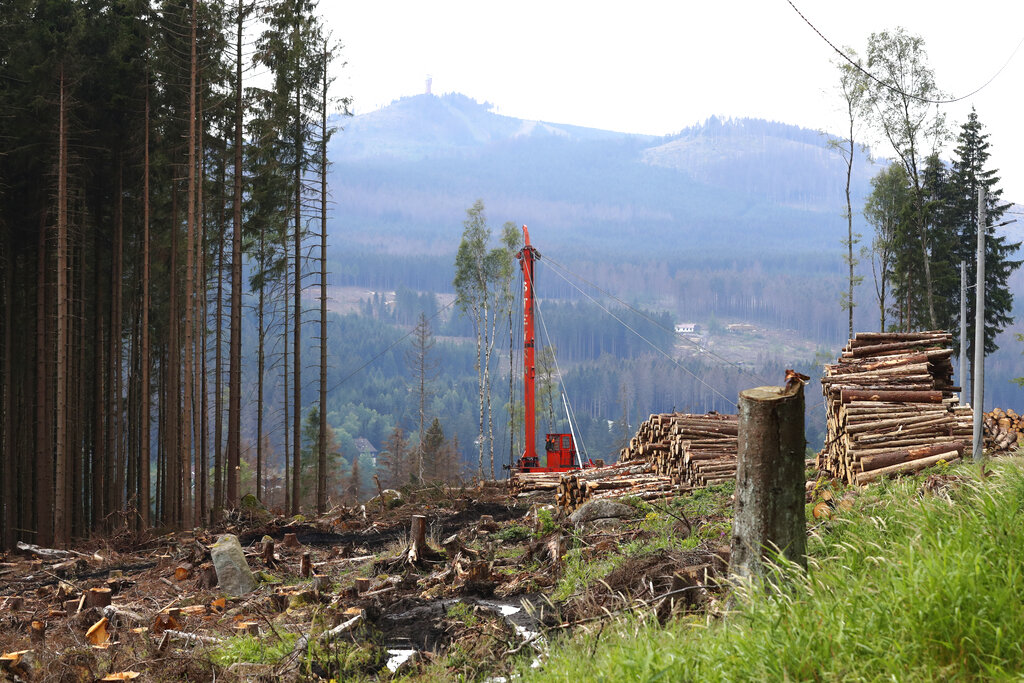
[380,426,411,488]
[299,406,340,508]
[406,312,437,483]
[421,417,446,482]
[945,110,1021,376]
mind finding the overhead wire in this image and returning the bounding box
[324,298,456,396]
[784,0,1024,105]
[527,267,594,460]
[537,262,738,409]
[542,255,774,386]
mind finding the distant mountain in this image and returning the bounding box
[322,93,1024,409]
[337,93,638,160]
[327,93,879,261]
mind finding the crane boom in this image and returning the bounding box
[512,225,587,473]
[518,225,540,469]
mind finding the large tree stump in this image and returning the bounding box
[85,587,112,610]
[408,515,427,563]
[731,383,807,579]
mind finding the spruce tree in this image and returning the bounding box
[946,110,1021,376]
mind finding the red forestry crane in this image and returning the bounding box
[511,225,587,474]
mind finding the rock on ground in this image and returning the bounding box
[210,534,257,596]
[569,499,637,525]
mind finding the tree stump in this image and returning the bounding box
[354,577,370,594]
[269,592,289,612]
[85,587,112,610]
[283,533,300,549]
[30,620,45,643]
[197,562,218,590]
[235,622,259,636]
[262,539,275,566]
[312,574,331,593]
[300,553,312,578]
[731,383,807,579]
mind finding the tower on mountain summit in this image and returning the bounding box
[425,75,432,95]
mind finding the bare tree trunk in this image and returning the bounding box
[316,44,328,514]
[140,82,151,530]
[283,274,291,513]
[74,225,85,537]
[475,316,484,480]
[93,262,105,533]
[2,230,12,547]
[292,58,303,515]
[167,184,181,525]
[112,156,124,526]
[484,301,499,479]
[54,65,69,547]
[35,214,52,546]
[844,107,855,341]
[256,235,265,502]
[226,0,243,511]
[180,0,198,528]
[213,127,225,519]
[196,88,208,526]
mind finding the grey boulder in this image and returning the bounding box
[211,534,257,596]
[569,499,637,525]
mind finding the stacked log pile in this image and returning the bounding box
[984,408,1024,454]
[555,461,681,511]
[820,331,972,485]
[549,412,739,512]
[619,412,739,487]
[509,472,562,495]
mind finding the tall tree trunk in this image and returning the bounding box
[73,235,84,537]
[844,109,855,341]
[283,277,291,512]
[317,44,328,514]
[226,0,243,510]
[54,65,69,547]
[2,231,12,547]
[92,256,105,533]
[213,154,225,517]
[140,80,151,530]
[196,87,208,526]
[181,0,198,528]
[256,230,265,502]
[36,215,53,546]
[167,184,180,525]
[292,48,303,515]
[112,156,125,526]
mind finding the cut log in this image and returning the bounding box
[840,389,944,404]
[856,453,961,485]
[858,442,965,473]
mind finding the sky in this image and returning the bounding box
[322,1,1024,197]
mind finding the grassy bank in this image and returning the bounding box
[529,459,1024,682]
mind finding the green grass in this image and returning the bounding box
[529,459,1024,682]
[210,632,299,668]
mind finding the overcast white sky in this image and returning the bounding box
[322,1,1024,196]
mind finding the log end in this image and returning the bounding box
[740,386,792,402]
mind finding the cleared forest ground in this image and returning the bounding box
[3,458,1023,681]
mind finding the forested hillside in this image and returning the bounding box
[2,6,1021,553]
